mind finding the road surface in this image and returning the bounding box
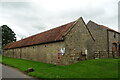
[1,64,34,78]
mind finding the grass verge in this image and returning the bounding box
[2,56,119,79]
[0,54,2,63]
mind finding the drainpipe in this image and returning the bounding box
[107,30,109,58]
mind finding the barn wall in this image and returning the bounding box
[87,21,120,58]
[4,41,65,65]
[87,22,109,58]
[4,19,120,66]
[3,18,95,65]
[61,18,94,65]
[108,31,120,58]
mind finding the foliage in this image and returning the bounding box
[1,25,16,47]
[2,56,119,79]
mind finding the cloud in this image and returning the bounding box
[0,1,48,40]
[0,0,119,40]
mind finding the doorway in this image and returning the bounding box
[112,43,117,58]
[118,44,120,57]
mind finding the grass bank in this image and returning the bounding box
[2,56,119,79]
[0,54,2,63]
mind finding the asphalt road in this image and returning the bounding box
[1,64,33,78]
[0,63,1,79]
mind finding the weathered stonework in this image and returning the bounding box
[3,18,120,65]
[108,31,120,58]
[4,41,65,65]
[87,21,120,59]
[4,18,95,65]
[61,18,94,65]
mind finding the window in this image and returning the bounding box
[114,33,116,38]
[112,43,117,51]
[45,45,47,47]
[119,44,120,56]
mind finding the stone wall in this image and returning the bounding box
[3,18,95,65]
[108,31,120,58]
[4,19,119,65]
[61,18,94,65]
[87,21,108,58]
[87,21,120,58]
[4,41,65,65]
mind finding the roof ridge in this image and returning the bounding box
[88,20,100,25]
[55,21,77,41]
[88,20,119,33]
[22,21,76,40]
[4,20,77,49]
[61,20,78,38]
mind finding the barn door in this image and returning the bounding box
[118,44,120,56]
[112,43,117,58]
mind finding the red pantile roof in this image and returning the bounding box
[99,25,118,32]
[89,21,119,33]
[4,21,77,49]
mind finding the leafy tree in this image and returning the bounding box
[1,25,16,47]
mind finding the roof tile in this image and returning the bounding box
[5,21,76,49]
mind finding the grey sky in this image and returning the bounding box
[0,0,119,40]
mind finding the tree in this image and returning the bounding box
[1,25,16,47]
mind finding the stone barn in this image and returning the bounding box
[3,17,120,65]
[3,17,95,65]
[87,21,120,59]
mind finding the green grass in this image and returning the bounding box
[2,56,119,79]
[0,54,2,63]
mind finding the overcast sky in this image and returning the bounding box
[0,0,119,40]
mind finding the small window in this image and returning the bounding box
[114,33,116,38]
[112,43,117,51]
